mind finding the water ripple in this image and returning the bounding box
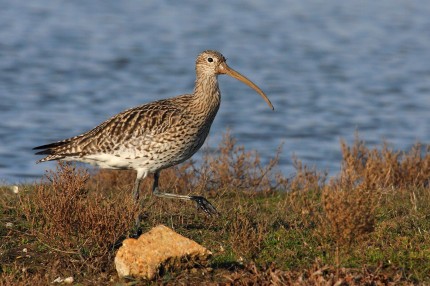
[1,0,429,183]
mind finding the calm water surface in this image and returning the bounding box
[1,0,429,183]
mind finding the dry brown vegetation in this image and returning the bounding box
[1,133,429,285]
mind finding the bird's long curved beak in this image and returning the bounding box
[219,62,274,110]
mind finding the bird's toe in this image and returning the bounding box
[189,195,218,216]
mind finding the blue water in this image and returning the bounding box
[1,0,429,183]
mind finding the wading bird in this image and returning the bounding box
[34,50,273,225]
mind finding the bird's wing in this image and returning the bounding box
[34,96,191,161]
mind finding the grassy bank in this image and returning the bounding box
[1,133,429,285]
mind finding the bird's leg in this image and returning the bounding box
[132,181,140,201]
[132,171,145,201]
[152,171,218,216]
[132,169,147,236]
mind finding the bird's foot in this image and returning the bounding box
[129,214,144,239]
[110,216,143,249]
[189,196,218,216]
[129,227,143,239]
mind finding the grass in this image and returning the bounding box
[1,132,429,285]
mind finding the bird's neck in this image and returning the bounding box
[191,74,221,118]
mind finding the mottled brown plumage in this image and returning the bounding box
[34,50,273,220]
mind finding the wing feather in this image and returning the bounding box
[33,95,192,162]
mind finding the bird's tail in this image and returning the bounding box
[33,141,78,163]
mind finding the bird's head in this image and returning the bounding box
[196,50,227,76]
[196,50,274,110]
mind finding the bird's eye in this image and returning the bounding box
[207,57,213,63]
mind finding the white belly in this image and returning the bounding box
[63,154,142,170]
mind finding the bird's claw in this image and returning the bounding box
[190,196,218,216]
[129,227,143,239]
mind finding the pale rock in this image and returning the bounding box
[115,225,211,280]
[52,276,73,284]
[11,185,19,194]
[63,277,74,284]
[52,277,63,283]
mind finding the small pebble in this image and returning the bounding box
[6,222,13,228]
[11,186,19,194]
[64,277,74,284]
[52,277,63,283]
